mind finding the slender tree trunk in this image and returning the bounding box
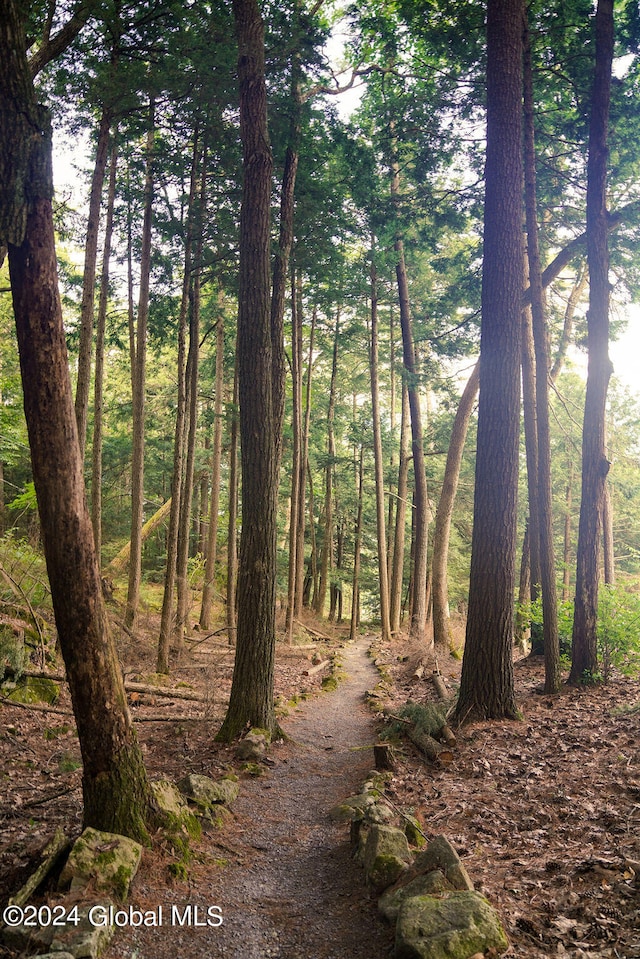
[1,0,153,840]
[369,238,392,642]
[91,137,118,559]
[602,479,615,585]
[432,362,479,650]
[200,312,226,629]
[562,463,574,602]
[523,21,560,692]
[125,97,155,630]
[390,381,410,633]
[285,270,302,640]
[392,161,429,643]
[218,0,279,739]
[454,0,523,723]
[570,0,614,685]
[226,361,239,643]
[521,305,541,619]
[387,308,397,581]
[75,105,112,457]
[349,445,364,644]
[315,313,339,615]
[157,134,200,672]
[295,302,315,619]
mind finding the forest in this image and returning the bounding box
[2,0,640,956]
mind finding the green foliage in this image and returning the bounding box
[519,584,640,680]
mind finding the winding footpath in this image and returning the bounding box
[107,639,395,959]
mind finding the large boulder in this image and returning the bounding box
[57,828,142,900]
[395,892,509,959]
[363,825,412,893]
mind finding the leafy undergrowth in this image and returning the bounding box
[373,632,640,957]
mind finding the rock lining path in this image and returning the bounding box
[107,639,395,959]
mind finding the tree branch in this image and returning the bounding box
[28,0,99,78]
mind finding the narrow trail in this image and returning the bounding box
[108,638,395,959]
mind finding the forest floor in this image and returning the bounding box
[1,606,640,958]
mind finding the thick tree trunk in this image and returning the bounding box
[1,0,153,840]
[432,362,479,650]
[570,0,614,685]
[562,464,574,602]
[454,0,523,723]
[218,0,278,739]
[125,98,155,630]
[602,479,615,585]
[91,138,118,559]
[369,240,392,643]
[521,306,542,623]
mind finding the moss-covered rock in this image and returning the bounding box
[378,871,454,922]
[395,892,509,959]
[5,676,60,705]
[403,815,427,848]
[177,773,239,808]
[235,731,268,761]
[58,828,142,900]
[363,825,412,893]
[151,779,201,838]
[413,835,474,892]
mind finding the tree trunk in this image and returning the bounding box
[602,479,615,585]
[75,105,112,458]
[349,446,364,644]
[521,305,542,629]
[562,463,574,602]
[125,97,155,630]
[91,137,118,559]
[218,0,278,740]
[570,0,614,685]
[390,380,410,633]
[523,20,560,692]
[432,362,479,650]
[285,270,302,640]
[393,192,429,644]
[1,0,153,840]
[226,360,239,642]
[200,311,226,629]
[369,238,392,643]
[454,0,523,723]
[157,133,200,672]
[295,302,315,620]
[315,312,339,616]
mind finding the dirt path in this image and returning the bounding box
[107,639,395,959]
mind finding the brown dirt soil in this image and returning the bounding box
[2,612,640,958]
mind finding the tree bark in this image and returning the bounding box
[1,0,153,840]
[349,446,364,644]
[226,361,239,642]
[570,0,614,685]
[454,0,524,723]
[285,270,302,640]
[218,0,278,739]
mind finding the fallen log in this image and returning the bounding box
[406,724,454,765]
[413,662,425,680]
[303,658,331,676]
[431,671,451,701]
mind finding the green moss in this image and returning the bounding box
[168,861,189,881]
[321,675,338,691]
[241,762,263,777]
